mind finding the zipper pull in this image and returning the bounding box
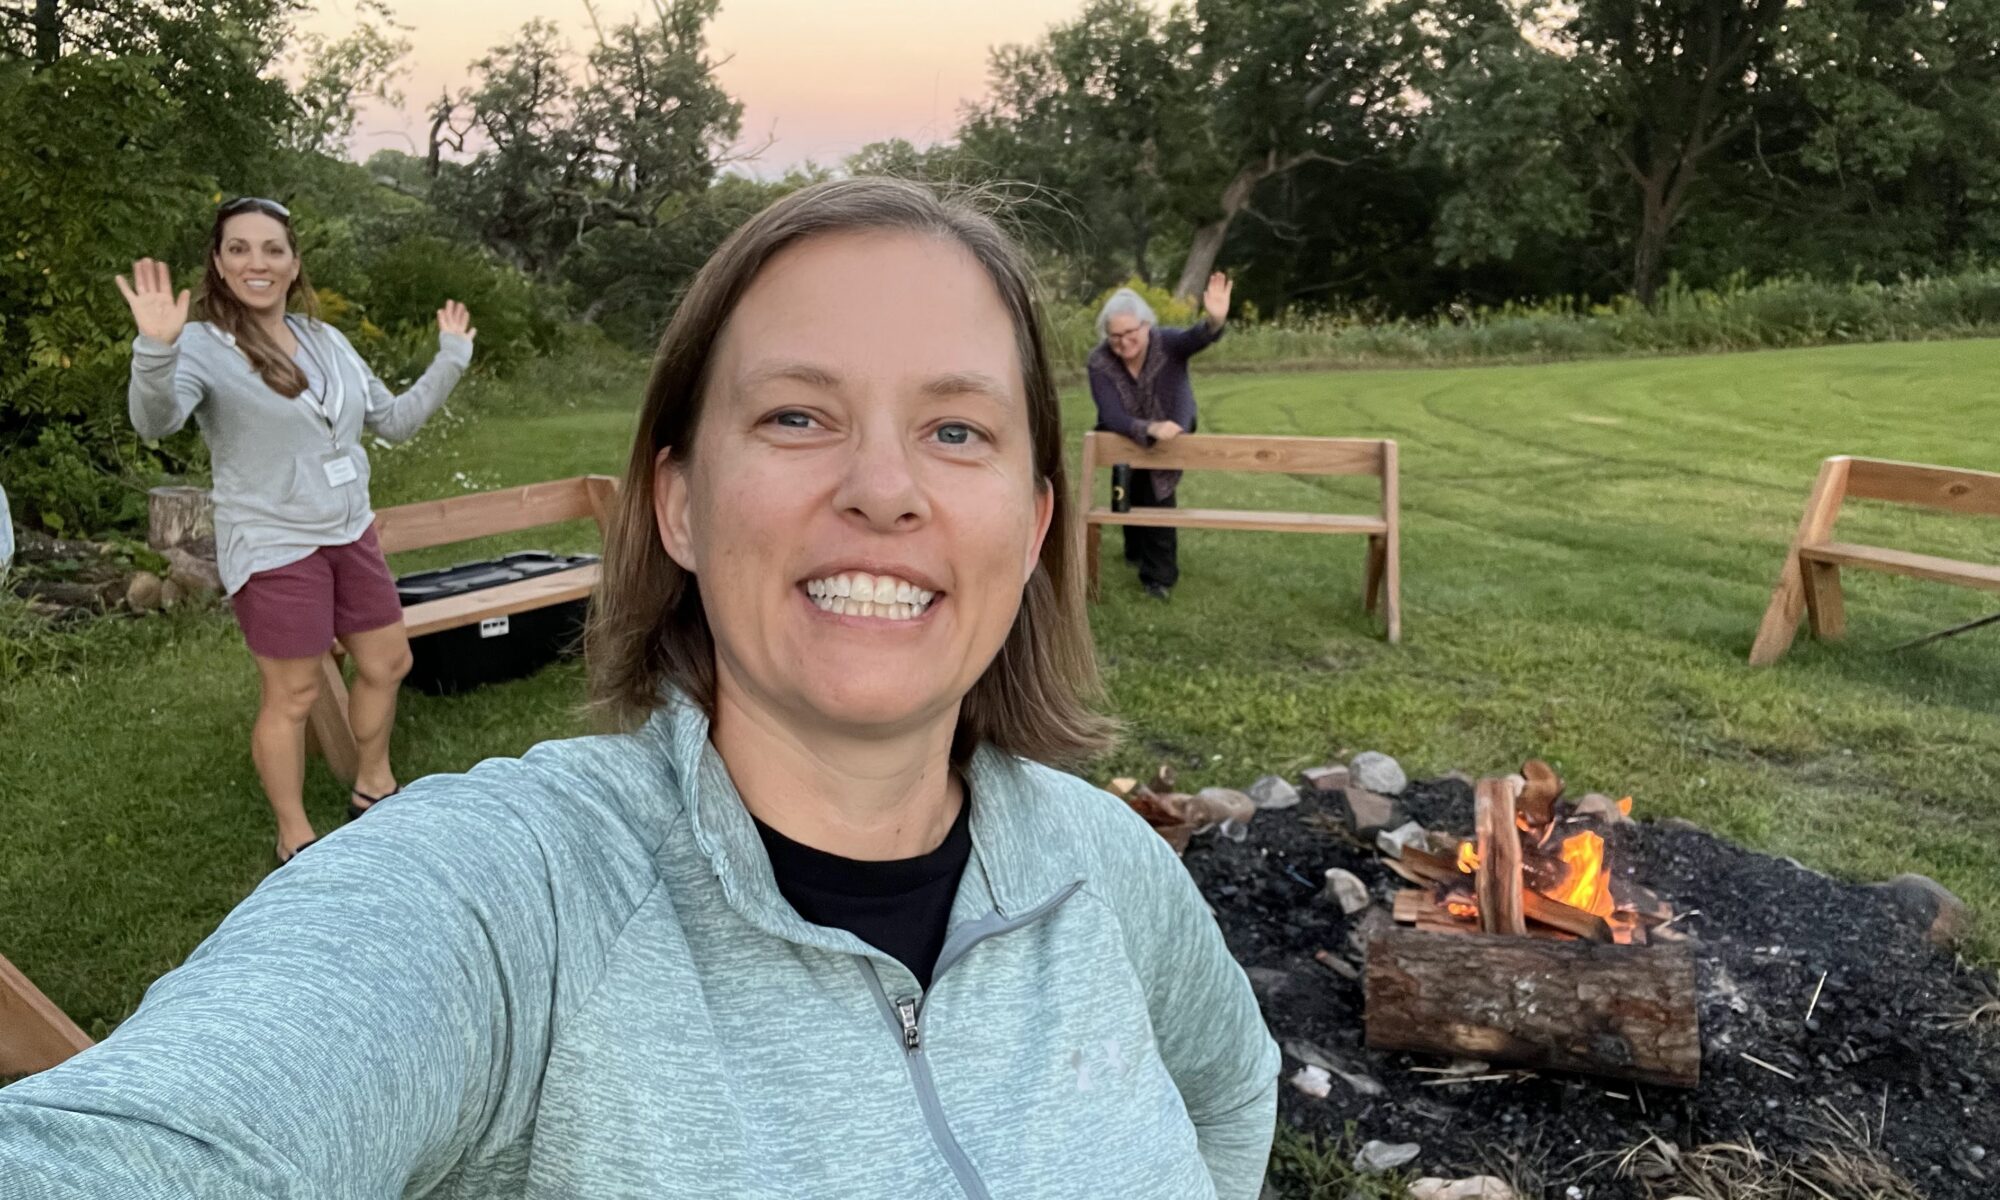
[894,996,921,1052]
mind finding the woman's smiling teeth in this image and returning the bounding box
[805,572,937,621]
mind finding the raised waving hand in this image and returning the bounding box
[115,259,192,346]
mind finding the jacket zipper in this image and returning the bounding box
[858,881,1083,1200]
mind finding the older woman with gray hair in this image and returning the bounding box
[1087,272,1231,599]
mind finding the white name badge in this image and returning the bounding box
[323,453,360,487]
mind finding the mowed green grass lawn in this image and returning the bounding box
[3,339,1997,1039]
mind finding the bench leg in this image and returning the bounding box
[1086,523,1103,603]
[305,652,359,783]
[1801,560,1846,641]
[1384,529,1402,645]
[1749,457,1851,666]
[1364,535,1386,615]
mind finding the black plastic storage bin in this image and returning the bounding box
[395,551,599,695]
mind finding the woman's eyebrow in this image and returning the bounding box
[738,360,843,394]
[920,370,1013,403]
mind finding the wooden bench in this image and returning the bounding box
[1,952,93,1078]
[1076,432,1401,641]
[1749,456,2000,665]
[308,474,619,777]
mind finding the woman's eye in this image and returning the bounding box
[772,411,816,430]
[935,423,980,446]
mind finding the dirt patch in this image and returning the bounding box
[1184,777,2000,1198]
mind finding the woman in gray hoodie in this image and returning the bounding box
[117,197,476,863]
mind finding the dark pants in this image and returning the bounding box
[1122,473,1178,588]
[1100,417,1193,590]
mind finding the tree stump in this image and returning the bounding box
[1364,928,1701,1088]
[147,486,215,558]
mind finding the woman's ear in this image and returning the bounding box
[1024,479,1055,585]
[653,447,699,573]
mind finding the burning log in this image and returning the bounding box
[1474,778,1526,936]
[1365,928,1701,1089]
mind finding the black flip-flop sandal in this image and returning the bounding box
[276,837,318,866]
[347,787,399,823]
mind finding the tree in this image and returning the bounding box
[1170,0,1411,297]
[961,0,1201,289]
[428,1,742,278]
[288,0,411,158]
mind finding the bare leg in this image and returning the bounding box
[342,621,412,806]
[251,653,325,857]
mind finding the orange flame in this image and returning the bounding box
[1456,843,1480,873]
[1445,899,1479,919]
[1550,831,1614,917]
[1617,796,1633,817]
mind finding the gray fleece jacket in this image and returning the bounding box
[128,319,473,593]
[0,692,1283,1198]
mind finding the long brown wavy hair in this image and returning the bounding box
[586,177,1116,768]
[196,199,321,398]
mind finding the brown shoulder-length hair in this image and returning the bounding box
[587,176,1116,768]
[197,198,320,397]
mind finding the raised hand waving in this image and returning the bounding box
[114,259,191,345]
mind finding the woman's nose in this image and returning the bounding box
[832,423,929,531]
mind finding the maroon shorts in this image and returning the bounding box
[230,527,405,660]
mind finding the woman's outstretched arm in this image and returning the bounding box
[0,784,559,1199]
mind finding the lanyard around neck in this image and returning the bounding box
[287,317,344,429]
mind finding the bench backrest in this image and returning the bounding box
[1078,431,1397,516]
[373,475,619,556]
[1082,431,1391,479]
[1835,456,2000,522]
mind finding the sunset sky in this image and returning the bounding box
[299,0,1087,172]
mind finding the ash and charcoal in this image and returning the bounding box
[1182,772,2000,1198]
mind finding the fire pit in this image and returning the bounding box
[1160,762,1999,1197]
[1365,763,1700,1091]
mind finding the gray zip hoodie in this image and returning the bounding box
[128,319,473,593]
[0,692,1283,1197]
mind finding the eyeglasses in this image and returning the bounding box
[1106,325,1147,344]
[219,196,291,220]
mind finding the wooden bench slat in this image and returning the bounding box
[1087,507,1388,535]
[1800,542,2000,593]
[1,952,93,1078]
[374,476,612,556]
[1843,457,2000,519]
[401,563,601,638]
[1088,432,1387,476]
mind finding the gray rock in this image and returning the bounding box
[1353,1139,1421,1174]
[1660,817,1704,833]
[1342,785,1404,834]
[1875,873,1970,949]
[1288,1065,1332,1099]
[1193,787,1256,826]
[1349,751,1408,795]
[1302,764,1350,792]
[1321,868,1371,915]
[1246,774,1300,810]
[1375,820,1428,858]
[1245,967,1293,997]
[1572,793,1628,825]
[1284,1039,1385,1097]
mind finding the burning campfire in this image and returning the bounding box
[1363,760,1701,1090]
[1379,760,1676,946]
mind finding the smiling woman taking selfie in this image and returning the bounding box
[118,197,476,863]
[0,179,1279,1198]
